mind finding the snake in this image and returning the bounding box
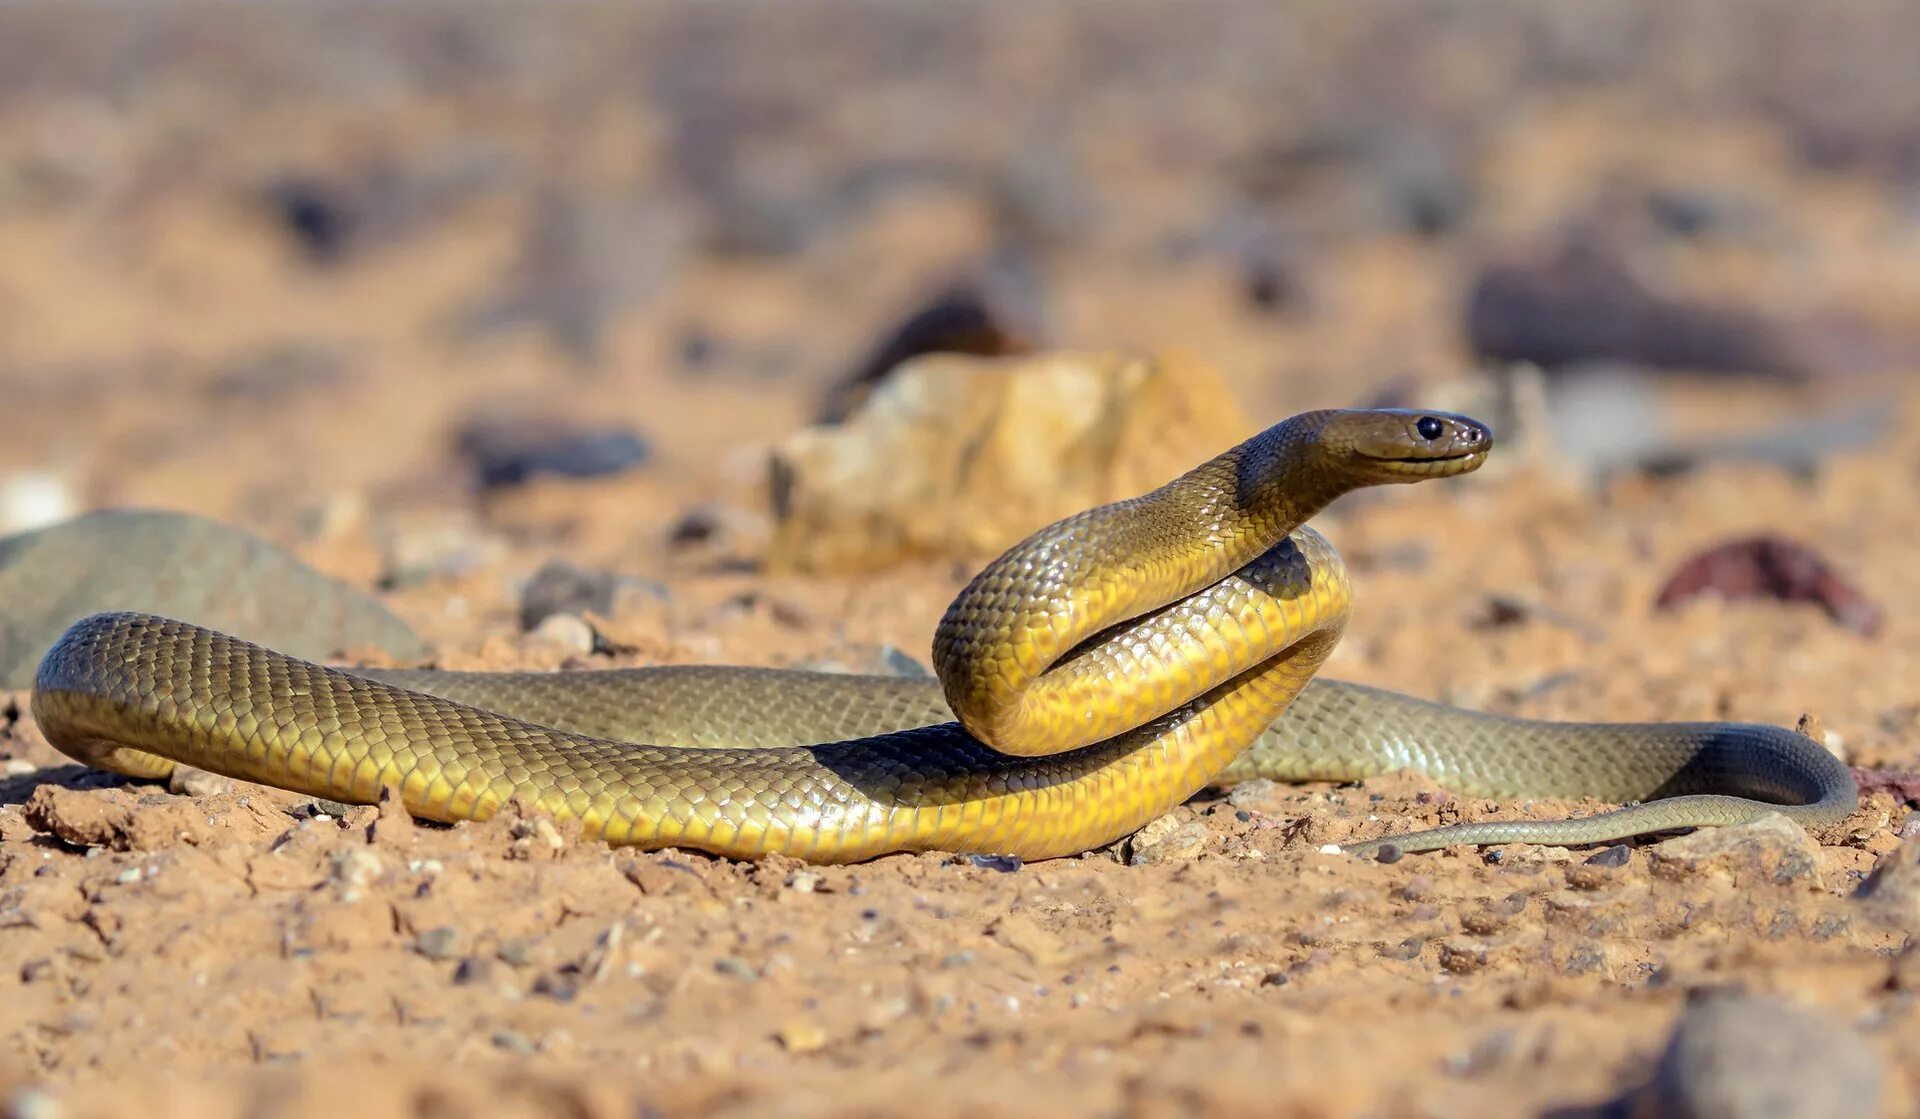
[29,408,1857,863]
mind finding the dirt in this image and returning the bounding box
[2,5,1919,1117]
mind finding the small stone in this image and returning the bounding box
[1,758,35,777]
[507,812,567,856]
[490,1030,536,1055]
[496,939,536,968]
[776,1021,828,1053]
[329,848,384,901]
[452,957,496,986]
[1649,815,1822,886]
[967,853,1022,873]
[1128,814,1210,865]
[1586,844,1632,868]
[413,927,460,961]
[1854,835,1920,932]
[877,645,932,679]
[1379,938,1424,961]
[3,1086,63,1119]
[166,765,234,798]
[532,971,578,1002]
[290,799,355,821]
[18,957,57,983]
[456,415,651,490]
[517,560,666,631]
[1630,990,1884,1118]
[713,956,758,982]
[785,870,823,893]
[532,613,595,656]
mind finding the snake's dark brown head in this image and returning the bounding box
[1319,408,1493,483]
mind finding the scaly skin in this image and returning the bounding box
[28,409,1857,861]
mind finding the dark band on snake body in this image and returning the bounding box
[28,409,1857,862]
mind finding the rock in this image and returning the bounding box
[518,560,666,631]
[818,282,1038,424]
[166,766,234,799]
[413,927,461,962]
[1648,815,1823,887]
[1128,813,1211,865]
[263,175,360,265]
[776,1021,828,1054]
[452,957,496,986]
[769,351,1253,572]
[1853,835,1920,932]
[329,849,384,903]
[0,510,424,688]
[455,414,652,490]
[1628,990,1884,1118]
[666,501,767,556]
[1465,239,1803,378]
[1654,536,1882,637]
[532,613,595,656]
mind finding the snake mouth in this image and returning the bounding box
[1358,447,1488,467]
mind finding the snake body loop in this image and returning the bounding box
[29,409,1857,862]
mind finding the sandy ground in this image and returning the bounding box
[1,5,1919,1116]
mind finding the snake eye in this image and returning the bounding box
[1416,416,1444,441]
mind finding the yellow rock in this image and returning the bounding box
[768,350,1253,572]
[776,1020,829,1053]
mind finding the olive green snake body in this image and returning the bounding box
[30,409,1857,862]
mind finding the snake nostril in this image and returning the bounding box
[1415,416,1444,441]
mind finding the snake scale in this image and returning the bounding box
[30,409,1856,863]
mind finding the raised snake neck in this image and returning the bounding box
[30,409,1856,863]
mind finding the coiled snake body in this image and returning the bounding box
[31,410,1856,862]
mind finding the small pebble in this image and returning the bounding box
[533,612,596,656]
[457,416,651,490]
[713,956,759,982]
[1586,844,1632,868]
[968,853,1023,873]
[329,849,383,901]
[3,1086,63,1119]
[877,645,933,679]
[531,971,578,1003]
[413,927,460,961]
[1129,814,1210,865]
[452,957,496,986]
[776,1021,828,1053]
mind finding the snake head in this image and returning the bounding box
[1327,409,1493,482]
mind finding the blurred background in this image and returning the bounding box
[0,1,1917,647]
[8,7,1920,1112]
